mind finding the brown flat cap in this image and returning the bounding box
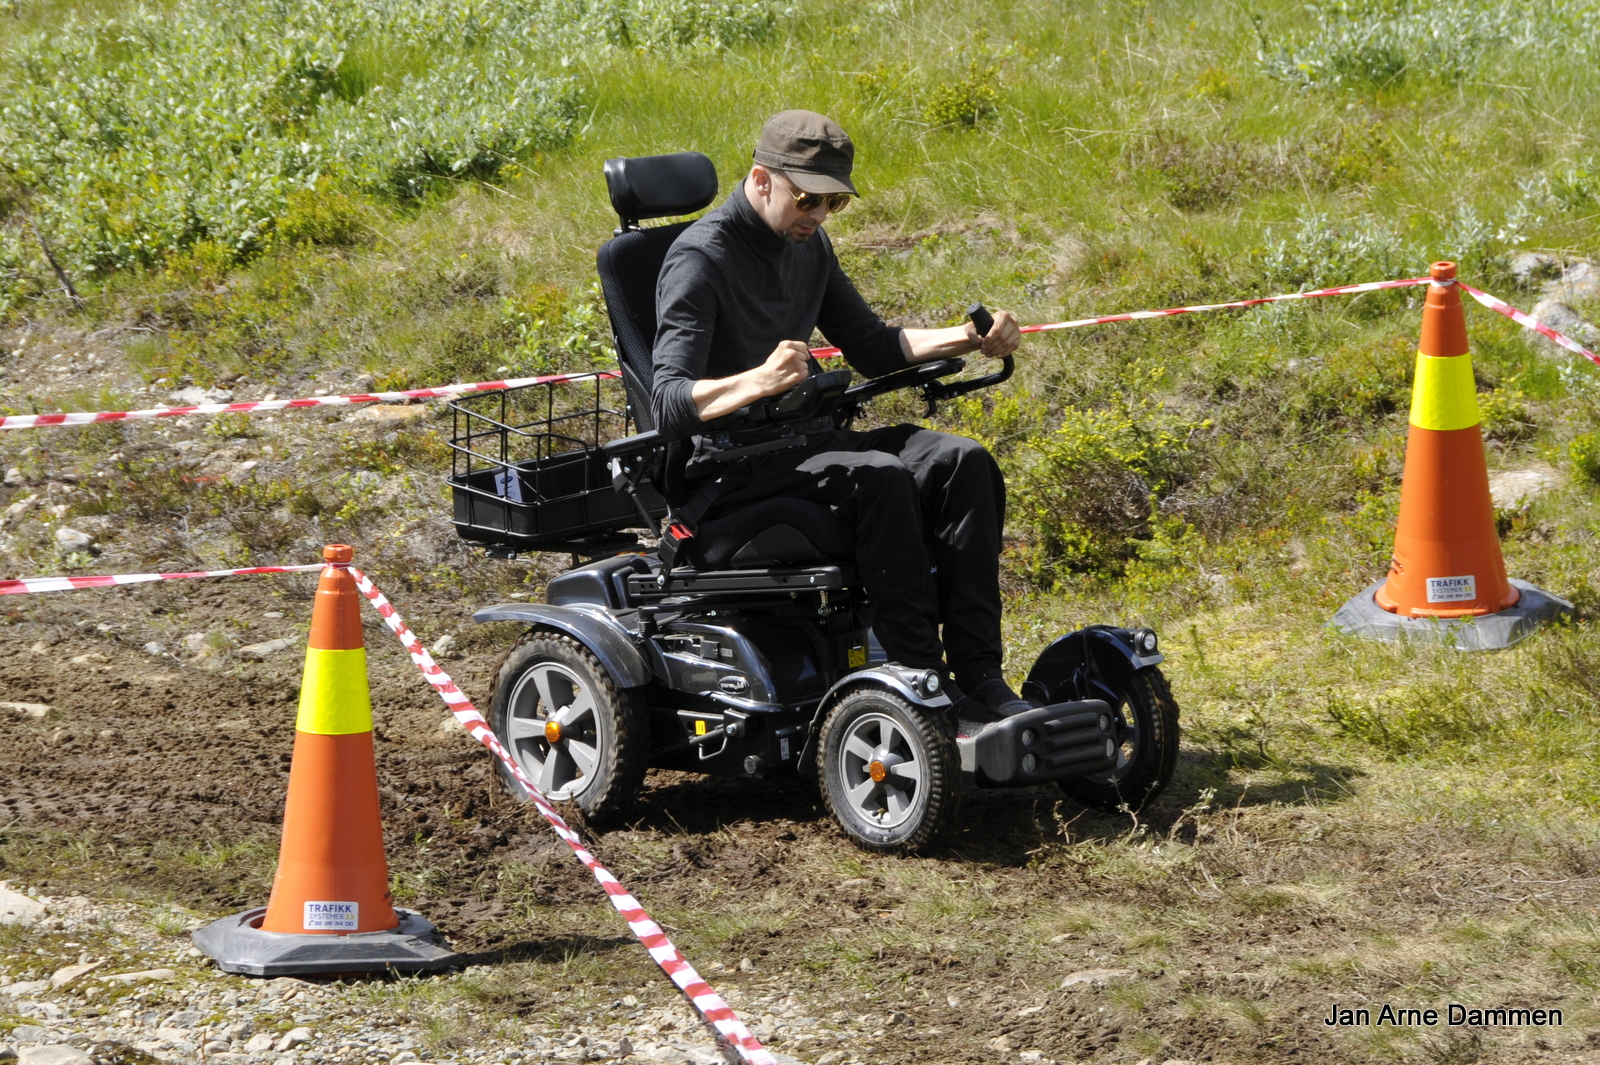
[752,110,858,196]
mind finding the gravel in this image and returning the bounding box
[0,888,847,1065]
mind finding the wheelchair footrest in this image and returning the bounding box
[957,699,1116,788]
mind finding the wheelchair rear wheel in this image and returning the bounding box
[818,687,959,854]
[489,630,649,825]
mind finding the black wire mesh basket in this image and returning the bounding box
[448,374,665,552]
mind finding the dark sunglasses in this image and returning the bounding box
[779,179,852,214]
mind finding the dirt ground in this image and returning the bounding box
[2,320,1599,1064]
[5,572,1599,1065]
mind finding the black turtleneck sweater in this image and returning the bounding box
[650,184,908,439]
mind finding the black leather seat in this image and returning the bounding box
[596,152,853,571]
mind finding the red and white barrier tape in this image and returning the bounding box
[0,370,619,431]
[1460,282,1600,368]
[0,562,323,596]
[8,276,1596,433]
[3,555,775,1063]
[808,275,1436,356]
[348,567,775,1065]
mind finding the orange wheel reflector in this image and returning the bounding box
[868,760,887,783]
[544,720,563,744]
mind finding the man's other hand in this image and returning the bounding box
[755,339,811,398]
[974,309,1021,359]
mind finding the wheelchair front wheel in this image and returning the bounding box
[818,687,959,854]
[488,630,648,826]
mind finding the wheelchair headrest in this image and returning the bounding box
[603,152,718,231]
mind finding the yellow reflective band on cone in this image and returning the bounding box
[295,647,374,735]
[1410,352,1480,431]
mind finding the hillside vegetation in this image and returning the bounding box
[5,0,1600,1061]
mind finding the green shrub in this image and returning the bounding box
[1571,432,1600,484]
[1258,0,1598,91]
[1259,211,1413,290]
[0,0,776,306]
[923,60,1000,129]
[1478,387,1535,443]
[1011,393,1210,579]
[275,181,371,248]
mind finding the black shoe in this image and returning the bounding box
[948,678,1031,738]
[968,677,1034,717]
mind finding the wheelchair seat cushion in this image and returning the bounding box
[690,497,852,569]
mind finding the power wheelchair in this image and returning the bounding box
[449,151,1180,852]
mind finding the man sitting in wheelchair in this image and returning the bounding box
[650,110,1030,735]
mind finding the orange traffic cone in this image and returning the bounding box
[1332,262,1570,649]
[262,542,398,935]
[193,545,454,975]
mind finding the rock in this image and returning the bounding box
[391,1054,418,1064]
[0,887,45,927]
[163,1010,203,1028]
[7,1028,45,1045]
[169,387,233,406]
[181,633,209,657]
[438,716,464,733]
[54,527,94,552]
[1552,259,1600,302]
[262,611,284,619]
[49,960,103,988]
[1511,251,1561,286]
[99,969,177,986]
[0,702,50,719]
[0,1046,15,1063]
[0,981,48,1000]
[68,652,108,666]
[142,643,167,655]
[3,468,22,486]
[244,1034,277,1053]
[1526,299,1600,356]
[431,634,457,655]
[238,638,295,658]
[276,1028,313,1053]
[18,1049,91,1065]
[1059,967,1136,989]
[351,405,430,423]
[614,1039,632,1058]
[1489,466,1560,509]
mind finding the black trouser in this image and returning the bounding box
[703,424,1006,685]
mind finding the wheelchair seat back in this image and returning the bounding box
[595,152,855,575]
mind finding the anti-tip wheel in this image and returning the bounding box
[817,686,959,854]
[1059,667,1179,814]
[488,630,648,826]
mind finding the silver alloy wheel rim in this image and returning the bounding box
[505,661,602,801]
[837,711,925,830]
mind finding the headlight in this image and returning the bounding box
[1021,729,1038,748]
[1136,629,1158,653]
[920,669,942,696]
[1022,753,1038,774]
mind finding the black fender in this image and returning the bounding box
[471,602,654,689]
[795,664,952,778]
[1023,626,1165,707]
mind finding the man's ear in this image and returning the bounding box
[749,164,773,200]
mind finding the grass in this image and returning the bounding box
[6,0,1600,1059]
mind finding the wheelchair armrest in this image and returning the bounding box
[603,430,664,458]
